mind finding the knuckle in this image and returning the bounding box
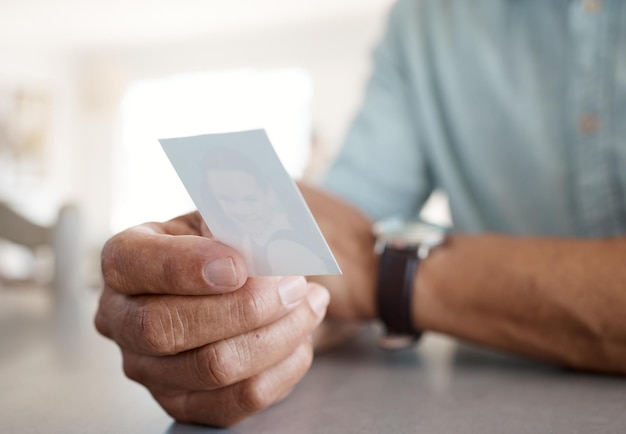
[121,355,143,383]
[232,289,268,331]
[93,287,119,339]
[199,342,238,388]
[154,395,192,425]
[157,393,236,428]
[234,344,314,416]
[156,388,246,428]
[281,304,320,343]
[93,306,110,338]
[135,301,175,354]
[161,404,187,424]
[100,236,125,288]
[237,378,274,414]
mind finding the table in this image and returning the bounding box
[1,289,625,434]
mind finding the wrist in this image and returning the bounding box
[373,218,448,348]
[412,233,456,333]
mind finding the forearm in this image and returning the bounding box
[417,234,626,374]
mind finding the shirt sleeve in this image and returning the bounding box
[321,0,432,221]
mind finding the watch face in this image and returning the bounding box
[374,218,446,250]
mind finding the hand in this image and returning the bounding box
[95,212,330,427]
[298,183,378,321]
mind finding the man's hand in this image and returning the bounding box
[296,184,381,352]
[298,183,378,321]
[95,212,330,427]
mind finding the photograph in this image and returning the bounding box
[160,129,340,276]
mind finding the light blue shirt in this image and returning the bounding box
[322,0,626,237]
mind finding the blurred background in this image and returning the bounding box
[0,0,396,297]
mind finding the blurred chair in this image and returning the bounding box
[0,202,81,301]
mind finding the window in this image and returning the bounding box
[112,68,313,232]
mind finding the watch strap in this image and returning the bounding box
[376,244,422,338]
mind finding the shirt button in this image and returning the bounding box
[583,0,601,14]
[579,115,599,135]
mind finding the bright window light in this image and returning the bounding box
[112,68,313,232]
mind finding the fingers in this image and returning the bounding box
[96,276,316,355]
[121,283,329,390]
[97,211,331,427]
[101,221,247,296]
[153,341,315,427]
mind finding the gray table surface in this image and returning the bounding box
[1,289,625,434]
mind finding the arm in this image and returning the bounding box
[418,234,626,374]
[300,184,626,374]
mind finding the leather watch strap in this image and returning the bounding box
[376,244,422,338]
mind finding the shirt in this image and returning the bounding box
[322,0,626,237]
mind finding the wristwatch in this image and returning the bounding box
[373,217,447,350]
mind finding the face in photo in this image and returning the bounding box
[206,168,277,236]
